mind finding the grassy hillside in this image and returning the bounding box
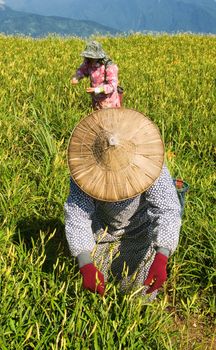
[0,34,215,349]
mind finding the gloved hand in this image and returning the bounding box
[144,253,168,294]
[80,263,105,296]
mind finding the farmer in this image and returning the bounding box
[71,40,121,110]
[64,108,182,299]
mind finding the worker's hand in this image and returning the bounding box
[71,77,79,85]
[86,87,95,93]
[144,253,168,294]
[80,263,105,296]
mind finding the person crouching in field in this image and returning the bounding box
[71,41,121,110]
[64,108,182,299]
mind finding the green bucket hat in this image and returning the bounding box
[81,41,107,59]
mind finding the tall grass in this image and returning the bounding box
[0,33,215,349]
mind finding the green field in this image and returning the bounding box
[0,33,215,349]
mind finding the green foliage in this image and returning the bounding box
[0,33,215,349]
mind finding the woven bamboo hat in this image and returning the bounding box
[68,108,164,202]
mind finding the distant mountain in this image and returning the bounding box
[5,0,216,34]
[0,6,120,38]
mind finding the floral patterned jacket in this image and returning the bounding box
[74,59,121,109]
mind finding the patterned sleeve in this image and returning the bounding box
[103,64,119,95]
[64,177,96,257]
[75,60,89,80]
[145,165,182,255]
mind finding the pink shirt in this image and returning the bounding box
[75,60,121,109]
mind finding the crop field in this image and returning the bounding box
[0,33,215,349]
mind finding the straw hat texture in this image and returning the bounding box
[68,108,164,201]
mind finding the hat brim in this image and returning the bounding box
[68,108,164,202]
[81,51,106,59]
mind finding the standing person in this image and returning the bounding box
[64,108,182,299]
[71,41,121,110]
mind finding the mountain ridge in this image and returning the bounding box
[0,5,120,37]
[4,0,216,34]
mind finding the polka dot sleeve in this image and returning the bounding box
[145,165,182,255]
[64,178,96,257]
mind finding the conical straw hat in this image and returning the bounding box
[68,108,164,202]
